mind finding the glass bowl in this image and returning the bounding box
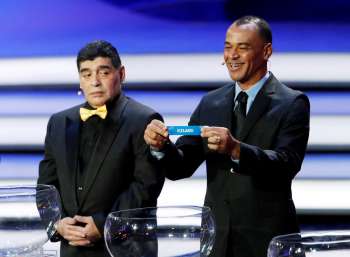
[104,206,215,257]
[0,184,61,256]
[268,230,350,257]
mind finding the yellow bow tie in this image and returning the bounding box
[79,105,107,121]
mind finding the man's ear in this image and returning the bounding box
[119,66,126,83]
[263,43,272,61]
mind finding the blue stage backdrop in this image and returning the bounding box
[0,0,349,57]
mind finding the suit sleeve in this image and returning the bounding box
[238,95,310,179]
[38,116,59,188]
[37,116,64,242]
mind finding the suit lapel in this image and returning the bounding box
[215,84,235,131]
[65,107,81,211]
[239,75,276,141]
[79,94,128,207]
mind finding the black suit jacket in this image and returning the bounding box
[38,93,165,257]
[161,74,310,257]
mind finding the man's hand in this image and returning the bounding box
[55,217,90,246]
[144,119,169,151]
[69,216,101,246]
[201,126,240,159]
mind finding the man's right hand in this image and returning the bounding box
[144,119,169,151]
[56,217,90,246]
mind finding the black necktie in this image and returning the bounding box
[233,91,248,139]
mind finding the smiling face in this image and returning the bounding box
[79,57,125,108]
[224,23,272,90]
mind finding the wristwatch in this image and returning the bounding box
[50,221,63,242]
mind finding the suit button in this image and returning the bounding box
[78,186,83,191]
[230,168,235,173]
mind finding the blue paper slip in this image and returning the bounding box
[167,126,202,136]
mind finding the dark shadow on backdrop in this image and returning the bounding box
[103,0,350,22]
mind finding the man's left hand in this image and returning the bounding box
[201,126,240,159]
[68,215,102,247]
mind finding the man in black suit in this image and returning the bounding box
[144,16,310,257]
[38,40,164,257]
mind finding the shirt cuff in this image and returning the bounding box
[150,147,165,160]
[231,156,239,164]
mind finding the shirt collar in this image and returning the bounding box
[234,71,270,101]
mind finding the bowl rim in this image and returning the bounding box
[271,230,350,245]
[107,205,212,220]
[0,184,57,197]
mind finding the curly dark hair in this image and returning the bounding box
[77,40,121,70]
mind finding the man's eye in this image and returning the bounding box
[82,73,91,78]
[99,71,110,76]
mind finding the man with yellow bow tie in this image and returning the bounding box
[38,40,165,257]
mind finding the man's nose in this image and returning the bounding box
[229,47,239,59]
[90,73,101,87]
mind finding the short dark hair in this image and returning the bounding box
[234,15,272,44]
[77,40,122,70]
